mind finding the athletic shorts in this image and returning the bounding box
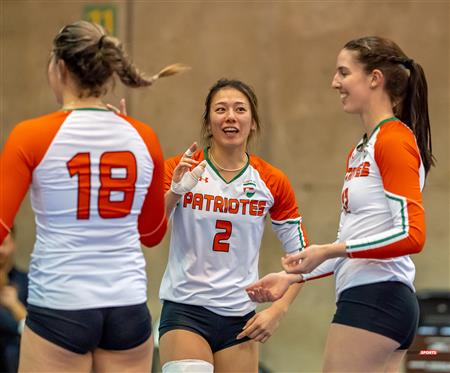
[159,300,255,353]
[26,302,152,354]
[332,281,419,350]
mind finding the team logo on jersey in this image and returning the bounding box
[345,161,370,181]
[243,180,256,197]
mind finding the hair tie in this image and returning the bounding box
[98,35,106,49]
[403,58,414,69]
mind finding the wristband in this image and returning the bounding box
[17,319,25,335]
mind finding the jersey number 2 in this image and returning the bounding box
[212,220,232,252]
[67,151,137,219]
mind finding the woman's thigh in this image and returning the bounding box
[92,336,153,373]
[214,340,258,373]
[323,323,400,373]
[19,326,92,373]
[159,329,213,365]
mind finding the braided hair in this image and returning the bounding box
[52,21,189,98]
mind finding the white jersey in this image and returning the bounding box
[303,118,426,298]
[160,149,308,316]
[0,109,167,310]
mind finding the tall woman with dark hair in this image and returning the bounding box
[0,20,185,372]
[247,36,434,372]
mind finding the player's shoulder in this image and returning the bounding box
[250,154,286,178]
[7,111,69,148]
[375,118,419,154]
[118,114,157,137]
[13,111,69,133]
[376,118,415,143]
[249,154,290,189]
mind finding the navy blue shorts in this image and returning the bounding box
[159,300,255,353]
[332,281,419,350]
[26,303,152,354]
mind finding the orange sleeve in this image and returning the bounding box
[251,158,300,221]
[164,155,182,193]
[124,115,167,247]
[0,124,33,242]
[0,112,68,243]
[251,156,309,251]
[347,123,425,258]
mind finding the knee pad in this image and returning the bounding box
[162,359,214,373]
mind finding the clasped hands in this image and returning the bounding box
[246,243,346,303]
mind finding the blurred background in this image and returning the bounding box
[1,1,449,372]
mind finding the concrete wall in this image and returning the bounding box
[1,1,448,371]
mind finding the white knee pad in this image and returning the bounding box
[162,359,214,373]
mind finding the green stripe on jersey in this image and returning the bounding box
[204,147,250,184]
[71,108,111,111]
[367,117,399,142]
[272,220,306,248]
[347,193,407,250]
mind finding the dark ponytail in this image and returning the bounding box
[399,61,434,174]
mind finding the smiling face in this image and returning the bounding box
[207,87,257,150]
[331,48,374,114]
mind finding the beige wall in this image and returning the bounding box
[1,1,449,372]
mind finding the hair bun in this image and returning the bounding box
[98,35,107,50]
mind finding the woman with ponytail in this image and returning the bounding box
[156,79,308,373]
[0,20,187,372]
[247,36,434,372]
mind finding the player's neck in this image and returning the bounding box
[61,93,107,111]
[360,99,394,136]
[209,146,248,174]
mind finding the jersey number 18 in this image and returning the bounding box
[67,151,137,219]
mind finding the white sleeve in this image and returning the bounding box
[271,217,308,254]
[301,258,338,282]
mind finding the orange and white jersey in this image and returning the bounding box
[160,149,308,316]
[0,109,167,309]
[303,118,425,297]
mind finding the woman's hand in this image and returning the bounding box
[0,285,20,309]
[246,271,301,303]
[236,305,287,344]
[170,142,206,195]
[106,98,127,116]
[0,285,26,321]
[282,243,346,274]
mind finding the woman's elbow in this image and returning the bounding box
[140,219,168,247]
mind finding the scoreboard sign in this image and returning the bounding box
[83,5,117,36]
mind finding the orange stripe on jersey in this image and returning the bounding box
[249,156,300,221]
[164,149,205,193]
[0,111,70,243]
[121,114,167,247]
[348,120,425,259]
[303,271,334,282]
